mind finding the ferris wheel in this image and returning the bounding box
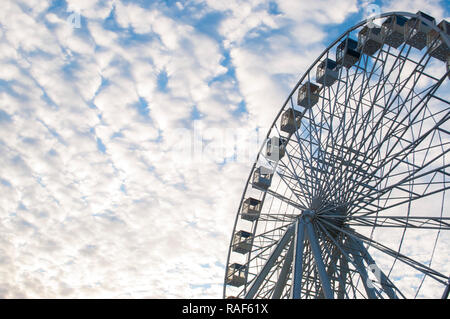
[224,11,450,299]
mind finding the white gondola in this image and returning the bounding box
[226,263,246,287]
[297,81,320,107]
[252,166,272,190]
[266,136,286,161]
[280,108,303,134]
[358,26,383,56]
[232,230,253,254]
[316,59,338,87]
[381,14,408,48]
[405,11,436,50]
[241,197,262,221]
[427,20,450,62]
[336,38,361,68]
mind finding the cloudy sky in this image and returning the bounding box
[0,0,449,298]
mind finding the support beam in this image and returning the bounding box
[290,218,306,299]
[315,222,352,299]
[442,280,450,299]
[305,220,334,299]
[319,247,341,298]
[245,225,294,299]
[272,239,294,299]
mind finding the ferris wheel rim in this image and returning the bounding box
[224,10,450,299]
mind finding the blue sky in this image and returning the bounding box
[0,0,448,298]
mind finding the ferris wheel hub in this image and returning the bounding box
[302,209,315,218]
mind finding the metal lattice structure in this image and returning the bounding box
[224,11,450,299]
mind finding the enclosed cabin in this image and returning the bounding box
[316,58,338,87]
[241,197,262,221]
[405,11,436,50]
[427,19,450,62]
[358,25,383,56]
[336,38,361,68]
[226,263,246,287]
[381,14,408,48]
[252,166,273,190]
[266,136,287,161]
[280,108,303,134]
[232,230,253,254]
[297,81,320,107]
